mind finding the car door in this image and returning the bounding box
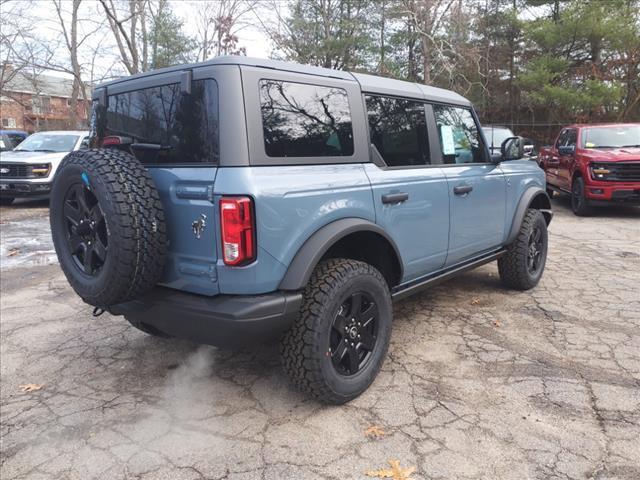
[558,128,577,189]
[431,104,507,267]
[546,129,567,188]
[363,95,449,282]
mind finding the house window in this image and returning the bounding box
[2,118,16,128]
[32,96,51,114]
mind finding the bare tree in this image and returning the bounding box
[99,0,149,74]
[52,0,106,126]
[192,0,255,61]
[401,0,456,84]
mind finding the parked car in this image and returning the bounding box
[0,130,90,205]
[539,123,640,215]
[49,56,552,403]
[483,125,536,159]
[0,129,28,152]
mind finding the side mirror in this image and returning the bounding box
[558,145,575,155]
[500,136,525,161]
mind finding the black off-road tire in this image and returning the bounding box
[498,209,548,291]
[281,258,393,404]
[50,149,167,307]
[571,176,592,216]
[0,197,14,206]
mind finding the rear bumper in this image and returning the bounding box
[0,181,52,197]
[110,287,303,347]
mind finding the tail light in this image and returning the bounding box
[102,135,133,146]
[219,196,255,266]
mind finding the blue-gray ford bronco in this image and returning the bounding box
[50,56,552,403]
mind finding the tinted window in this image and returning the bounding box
[259,80,354,157]
[566,129,577,147]
[556,129,569,147]
[104,79,219,164]
[366,95,430,167]
[433,105,486,164]
[7,134,25,146]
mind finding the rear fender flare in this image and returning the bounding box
[279,218,403,291]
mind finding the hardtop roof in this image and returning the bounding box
[96,56,470,106]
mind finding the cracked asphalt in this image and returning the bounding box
[1,197,639,480]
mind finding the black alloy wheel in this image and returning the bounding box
[527,224,544,275]
[281,258,393,404]
[63,183,108,276]
[329,292,379,376]
[571,176,591,216]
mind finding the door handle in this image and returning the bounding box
[382,192,409,204]
[453,185,473,195]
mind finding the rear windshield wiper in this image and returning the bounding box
[621,144,640,148]
[33,149,57,152]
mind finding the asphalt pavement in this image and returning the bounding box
[1,197,639,479]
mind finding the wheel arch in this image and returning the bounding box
[279,218,403,291]
[505,187,553,245]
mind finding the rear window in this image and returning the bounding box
[104,79,219,164]
[259,79,354,157]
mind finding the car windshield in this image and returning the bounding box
[581,125,640,149]
[14,133,79,152]
[483,127,514,148]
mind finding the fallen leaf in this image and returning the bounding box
[19,383,43,393]
[7,248,19,257]
[366,459,416,480]
[364,425,385,438]
[470,297,480,305]
[493,320,501,327]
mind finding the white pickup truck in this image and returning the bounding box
[0,130,89,205]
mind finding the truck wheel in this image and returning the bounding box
[498,209,548,291]
[0,197,14,206]
[571,176,591,216]
[281,259,392,404]
[50,149,167,307]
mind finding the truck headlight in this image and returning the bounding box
[590,163,610,180]
[29,164,51,177]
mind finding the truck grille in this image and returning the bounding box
[0,163,30,178]
[591,162,640,182]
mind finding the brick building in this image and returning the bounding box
[0,66,91,133]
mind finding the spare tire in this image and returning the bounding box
[50,149,167,307]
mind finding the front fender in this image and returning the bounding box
[505,187,553,245]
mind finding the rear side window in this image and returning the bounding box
[365,95,430,167]
[259,79,354,157]
[105,79,219,164]
[433,105,486,164]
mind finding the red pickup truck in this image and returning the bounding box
[539,123,640,215]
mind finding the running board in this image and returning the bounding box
[391,249,507,301]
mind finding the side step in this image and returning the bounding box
[391,249,506,301]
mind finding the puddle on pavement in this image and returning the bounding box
[0,216,58,270]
